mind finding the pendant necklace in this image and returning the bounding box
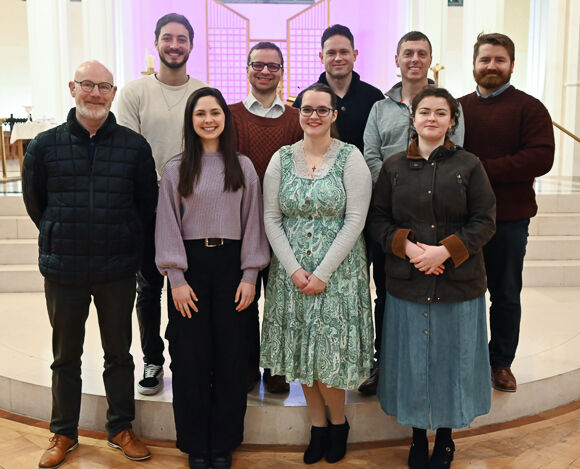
[156,74,190,111]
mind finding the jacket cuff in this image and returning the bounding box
[167,269,187,289]
[241,268,259,285]
[392,229,413,259]
[440,234,469,267]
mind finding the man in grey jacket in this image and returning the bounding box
[359,31,465,395]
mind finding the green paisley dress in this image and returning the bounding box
[260,140,373,389]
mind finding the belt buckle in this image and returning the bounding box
[204,238,224,248]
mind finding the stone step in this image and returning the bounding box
[0,215,38,239]
[529,213,580,236]
[0,239,38,264]
[1,260,579,293]
[526,235,580,260]
[0,196,27,216]
[0,265,44,292]
[522,260,580,287]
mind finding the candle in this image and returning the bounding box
[146,54,154,70]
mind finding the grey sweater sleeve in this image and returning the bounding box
[263,151,303,277]
[312,148,371,283]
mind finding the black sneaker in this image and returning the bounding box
[137,364,164,395]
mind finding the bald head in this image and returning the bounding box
[69,60,117,135]
[73,60,114,84]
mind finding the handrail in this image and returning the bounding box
[553,121,580,143]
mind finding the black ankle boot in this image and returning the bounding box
[408,440,429,469]
[325,418,349,463]
[429,440,455,469]
[303,425,328,464]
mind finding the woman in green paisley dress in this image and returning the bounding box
[261,83,373,464]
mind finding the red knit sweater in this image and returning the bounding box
[229,103,303,184]
[458,86,554,221]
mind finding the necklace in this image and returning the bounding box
[305,154,324,177]
[156,74,190,111]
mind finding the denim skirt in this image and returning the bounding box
[377,292,491,429]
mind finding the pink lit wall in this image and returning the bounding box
[119,0,408,97]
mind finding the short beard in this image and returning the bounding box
[159,52,190,70]
[76,102,109,121]
[474,70,510,90]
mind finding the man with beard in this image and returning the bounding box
[293,24,384,154]
[117,13,206,396]
[229,42,302,394]
[459,33,554,392]
[23,60,157,468]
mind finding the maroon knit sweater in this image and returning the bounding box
[458,86,554,221]
[229,103,303,184]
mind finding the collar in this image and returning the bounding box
[407,138,456,160]
[318,71,361,96]
[476,81,511,99]
[67,107,116,139]
[243,92,285,113]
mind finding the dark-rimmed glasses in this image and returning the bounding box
[299,106,334,117]
[74,80,114,94]
[248,62,282,72]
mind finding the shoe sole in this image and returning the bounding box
[39,442,78,469]
[107,441,152,461]
[492,383,517,392]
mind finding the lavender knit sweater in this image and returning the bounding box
[155,152,270,288]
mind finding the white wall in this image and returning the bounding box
[0,0,31,118]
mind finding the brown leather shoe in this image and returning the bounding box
[38,434,78,469]
[491,366,517,392]
[358,366,379,396]
[264,370,290,394]
[107,428,151,461]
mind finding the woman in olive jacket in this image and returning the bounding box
[368,87,496,469]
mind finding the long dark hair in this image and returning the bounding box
[179,87,244,197]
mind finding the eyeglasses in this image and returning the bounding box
[74,80,114,94]
[299,106,334,117]
[248,62,282,72]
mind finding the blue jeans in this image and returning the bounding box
[483,219,530,368]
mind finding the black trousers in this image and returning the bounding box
[166,240,248,456]
[135,216,166,366]
[44,276,136,440]
[365,230,386,361]
[484,219,530,367]
[244,264,269,375]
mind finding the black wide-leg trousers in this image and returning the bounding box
[166,240,248,456]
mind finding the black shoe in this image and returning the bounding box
[408,441,429,469]
[137,363,164,395]
[325,418,349,463]
[211,452,232,469]
[188,454,210,469]
[429,440,455,469]
[358,366,379,396]
[303,425,328,464]
[263,368,290,393]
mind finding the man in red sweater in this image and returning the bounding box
[230,42,302,394]
[459,33,554,392]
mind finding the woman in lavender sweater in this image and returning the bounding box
[155,87,269,469]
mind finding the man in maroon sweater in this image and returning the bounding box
[230,42,302,394]
[459,33,554,392]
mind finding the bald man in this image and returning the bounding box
[23,61,158,468]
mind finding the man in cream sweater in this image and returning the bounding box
[117,13,206,396]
